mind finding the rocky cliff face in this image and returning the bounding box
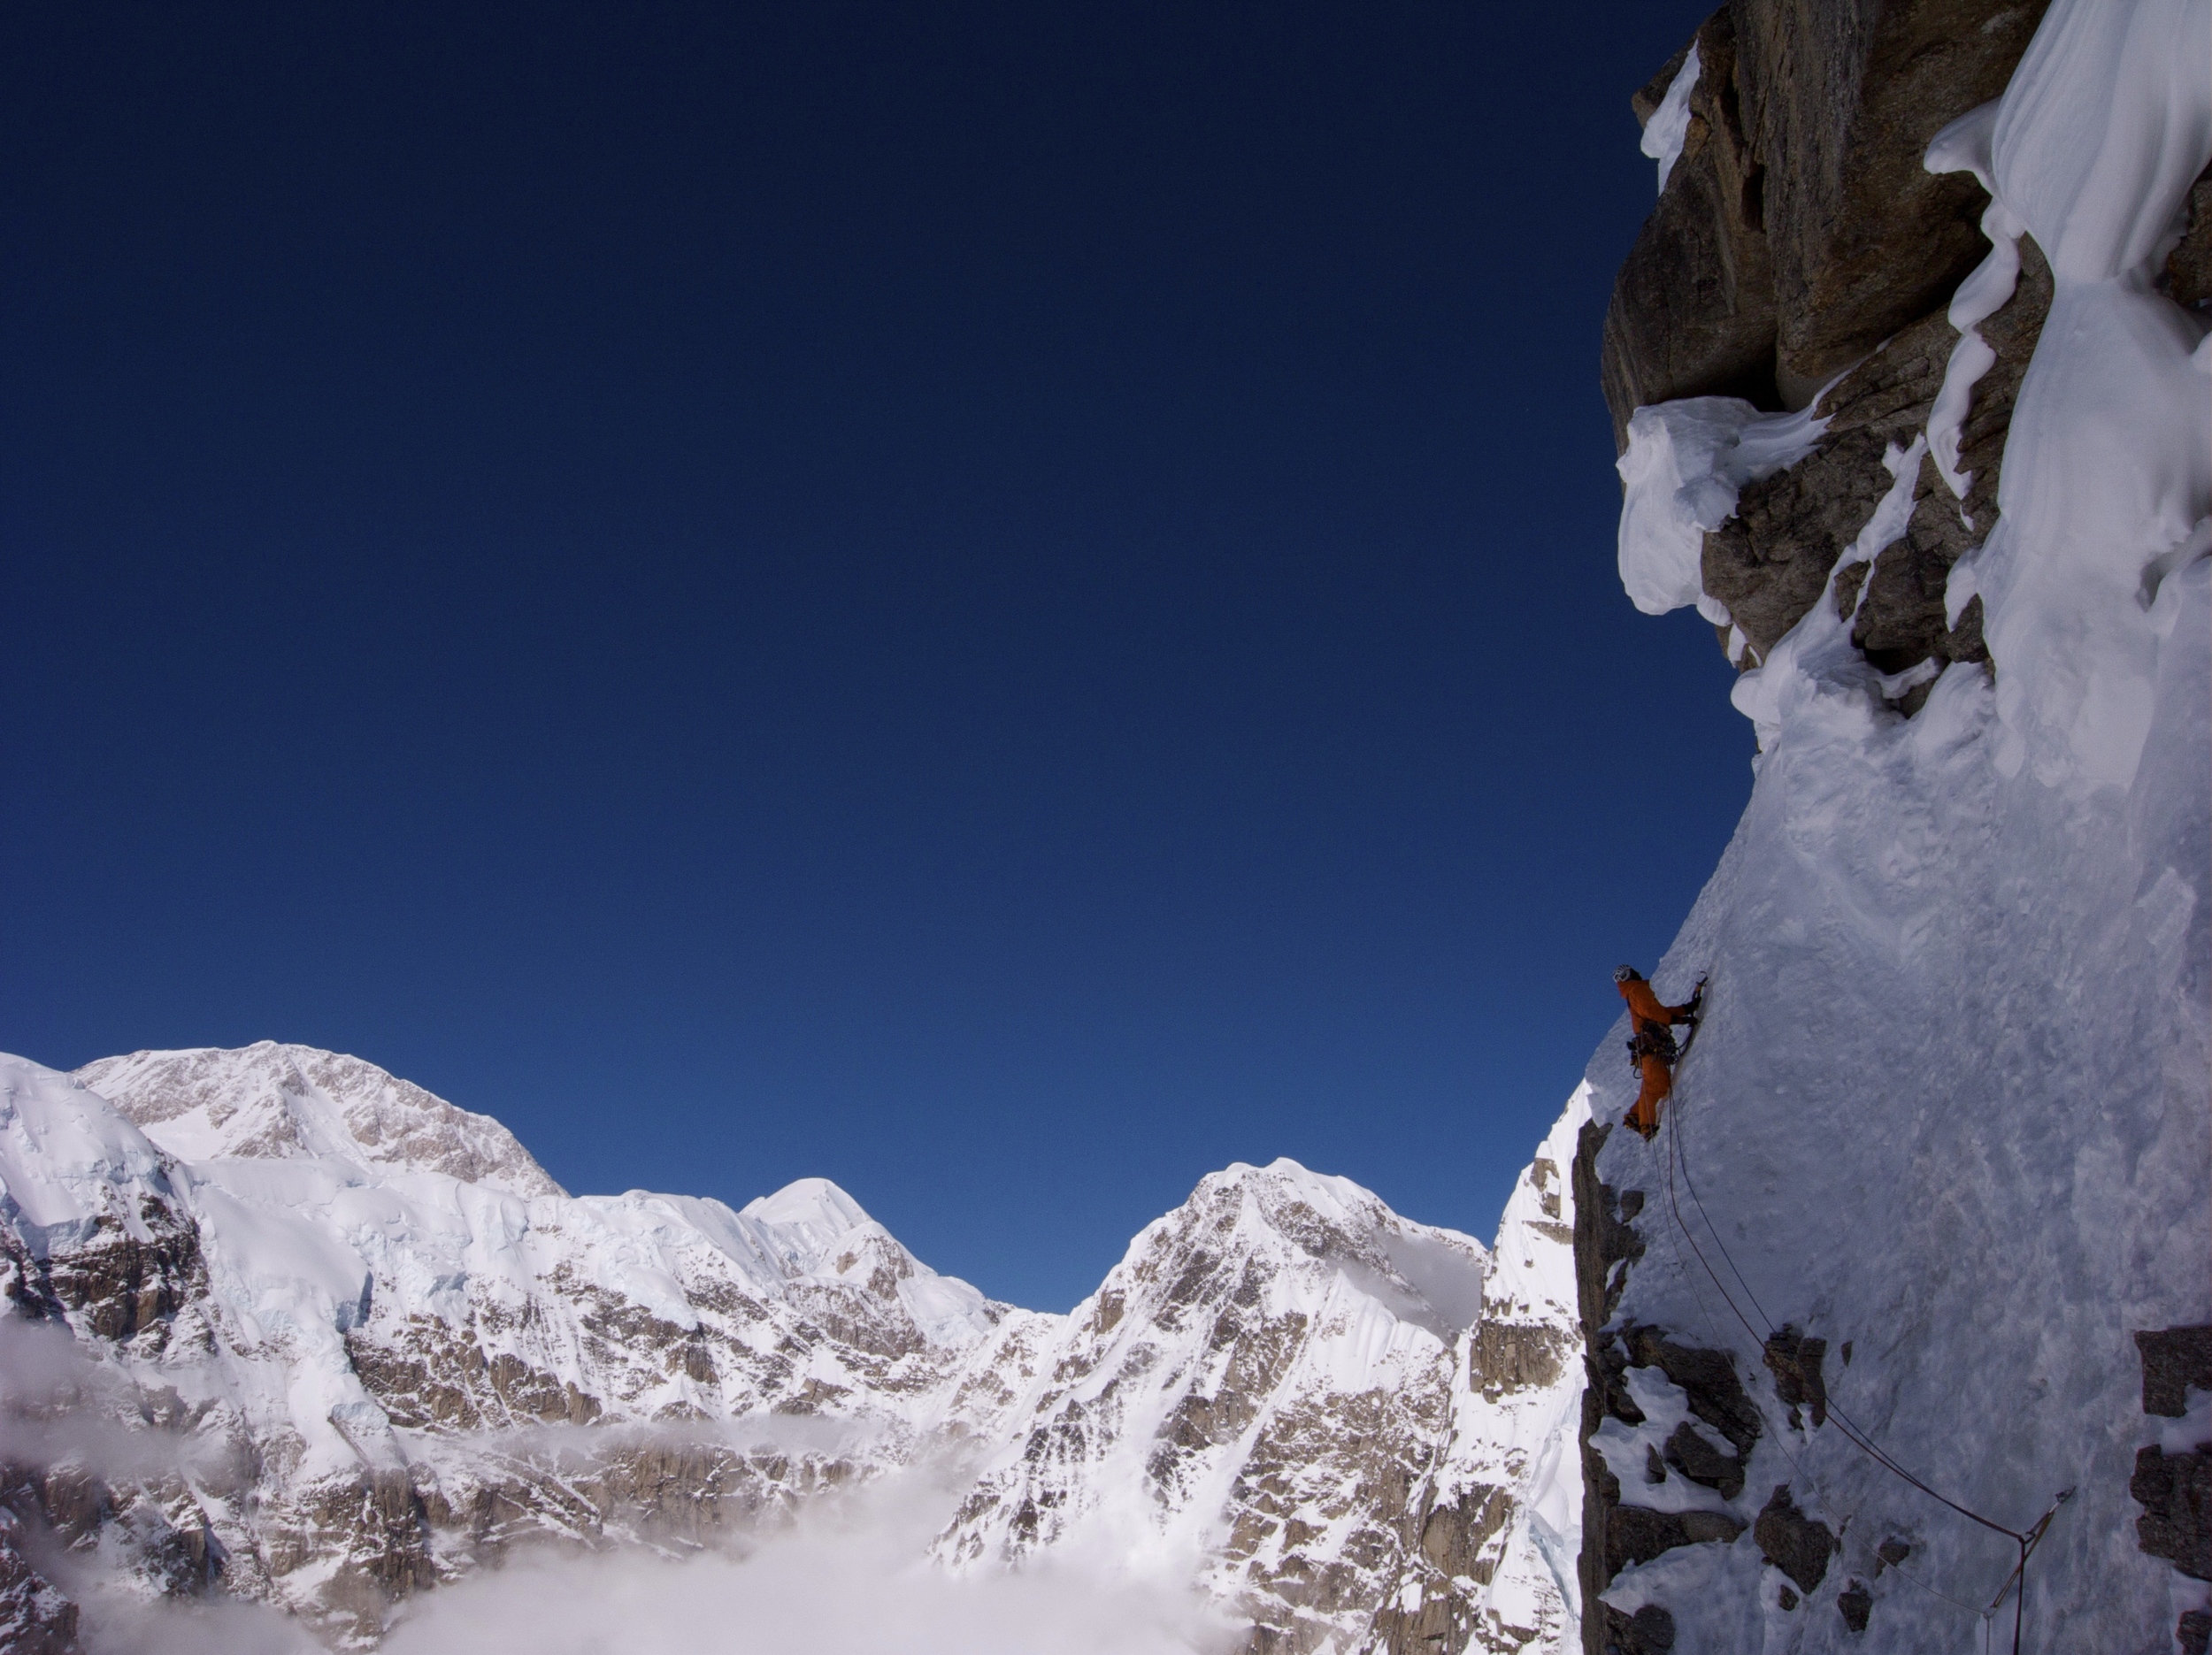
[1606,0,2212,714]
[939,1101,1587,1655]
[0,1047,1588,1653]
[1584,2,2210,1651]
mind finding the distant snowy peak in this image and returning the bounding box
[1182,1155,1490,1337]
[741,1176,879,1276]
[936,1149,1573,1654]
[736,1177,1002,1350]
[73,1042,565,1199]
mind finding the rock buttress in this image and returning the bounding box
[1602,0,2056,699]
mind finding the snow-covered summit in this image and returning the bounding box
[934,1147,1577,1654]
[739,1175,886,1279]
[732,1176,1000,1350]
[1186,1154,1490,1337]
[743,1175,867,1245]
[75,1042,565,1199]
[0,1053,179,1245]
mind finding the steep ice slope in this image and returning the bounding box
[1583,3,2210,1650]
[938,1131,1588,1655]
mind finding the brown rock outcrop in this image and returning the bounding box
[1600,1603,1677,1654]
[2165,166,2212,309]
[1728,0,2049,401]
[1622,1326,1762,1460]
[1602,0,2050,443]
[1762,1324,1829,1430]
[2131,1324,2212,1627]
[1701,233,2047,681]
[1607,1496,1745,1574]
[1836,1576,1872,1633]
[1753,1483,1834,1595]
[2,1199,207,1352]
[2136,1326,2212,1418]
[1601,10,1779,453]
[1605,1,2056,703]
[2131,1446,2210,1582]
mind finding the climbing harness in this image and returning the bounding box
[1622,978,1707,1075]
[1635,1004,2072,1653]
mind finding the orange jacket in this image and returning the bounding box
[1619,977,1693,1032]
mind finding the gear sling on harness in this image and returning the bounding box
[1616,970,1697,1137]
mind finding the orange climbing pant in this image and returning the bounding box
[1629,1052,1672,1135]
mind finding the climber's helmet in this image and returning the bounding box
[1613,964,1637,983]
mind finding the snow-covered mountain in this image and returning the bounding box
[73,1046,565,1201]
[0,1045,1587,1652]
[938,1129,1582,1655]
[0,1046,1014,1648]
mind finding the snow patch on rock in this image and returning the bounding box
[1956,0,2212,790]
[1616,398,1831,626]
[1640,42,1702,194]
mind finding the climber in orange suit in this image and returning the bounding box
[1614,965,1701,1139]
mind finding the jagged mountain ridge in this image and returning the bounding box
[943,1160,1502,1652]
[76,1045,565,1201]
[0,1046,1587,1653]
[0,1047,1010,1649]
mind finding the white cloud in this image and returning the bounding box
[380,1469,1236,1655]
[0,1322,1233,1655]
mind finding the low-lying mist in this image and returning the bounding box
[72,1468,1234,1655]
[0,1317,1233,1655]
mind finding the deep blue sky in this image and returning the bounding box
[4,1,1739,1311]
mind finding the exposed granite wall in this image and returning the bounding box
[1605,0,2212,697]
[1600,0,2078,703]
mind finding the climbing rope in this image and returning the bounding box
[1627,1101,2010,1640]
[1646,1199,1995,1632]
[1636,1031,2071,1654]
